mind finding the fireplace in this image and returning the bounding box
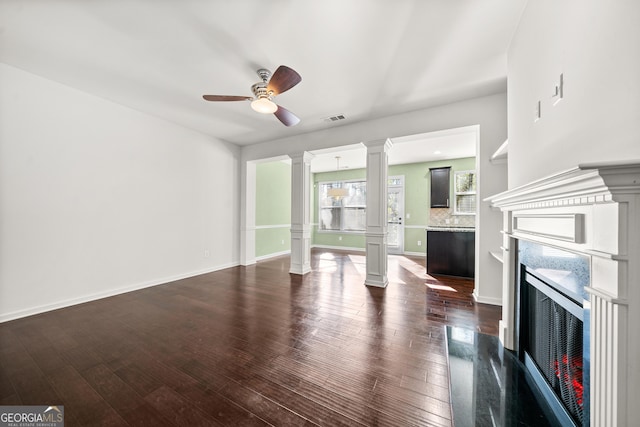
[517,240,590,426]
[486,162,640,426]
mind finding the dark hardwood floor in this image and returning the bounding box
[0,249,500,426]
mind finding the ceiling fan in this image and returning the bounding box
[202,65,302,127]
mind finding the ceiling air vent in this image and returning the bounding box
[323,114,346,123]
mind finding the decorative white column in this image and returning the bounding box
[240,160,256,266]
[364,139,392,287]
[289,152,314,275]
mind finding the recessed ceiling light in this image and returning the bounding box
[434,150,442,154]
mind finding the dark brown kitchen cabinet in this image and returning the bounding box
[430,167,450,208]
[426,230,475,278]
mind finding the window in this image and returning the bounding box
[319,180,366,231]
[454,170,476,215]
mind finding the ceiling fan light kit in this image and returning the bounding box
[251,97,277,114]
[203,65,301,126]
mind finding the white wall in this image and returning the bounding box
[242,93,508,305]
[508,0,640,188]
[0,64,240,321]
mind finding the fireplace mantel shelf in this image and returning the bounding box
[486,160,640,209]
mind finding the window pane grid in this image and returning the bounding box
[454,171,476,215]
[319,180,366,231]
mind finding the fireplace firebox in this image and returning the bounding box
[517,240,590,426]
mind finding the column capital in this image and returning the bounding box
[362,138,393,151]
[288,151,315,162]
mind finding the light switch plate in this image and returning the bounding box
[552,73,564,106]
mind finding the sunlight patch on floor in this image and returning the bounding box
[347,254,366,264]
[317,259,337,272]
[351,261,367,279]
[426,283,458,292]
[387,275,406,285]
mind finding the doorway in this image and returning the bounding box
[387,176,404,255]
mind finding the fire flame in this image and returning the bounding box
[553,354,584,408]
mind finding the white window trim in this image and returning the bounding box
[317,178,367,232]
[453,170,476,216]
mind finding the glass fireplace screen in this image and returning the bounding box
[524,280,584,425]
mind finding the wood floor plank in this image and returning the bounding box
[144,385,223,427]
[217,379,316,426]
[47,365,121,425]
[172,382,269,427]
[0,249,500,426]
[120,402,179,427]
[81,364,147,416]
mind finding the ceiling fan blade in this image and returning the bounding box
[267,65,301,95]
[202,95,253,102]
[274,105,300,127]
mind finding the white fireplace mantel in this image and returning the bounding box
[486,161,640,427]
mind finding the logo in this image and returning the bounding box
[0,405,64,427]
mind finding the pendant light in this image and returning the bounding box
[327,156,349,199]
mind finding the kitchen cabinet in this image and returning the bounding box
[430,167,450,208]
[426,229,475,278]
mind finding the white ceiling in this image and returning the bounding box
[0,0,526,147]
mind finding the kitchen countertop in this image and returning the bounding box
[426,226,476,232]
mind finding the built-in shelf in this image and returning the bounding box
[490,250,504,263]
[490,139,508,164]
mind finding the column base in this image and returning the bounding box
[290,227,311,276]
[289,266,312,275]
[365,233,388,288]
[365,277,389,288]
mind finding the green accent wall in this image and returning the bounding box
[256,161,291,226]
[312,157,476,254]
[313,232,366,249]
[255,227,291,257]
[255,161,291,258]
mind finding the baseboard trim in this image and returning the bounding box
[402,251,426,257]
[473,292,503,306]
[0,261,239,323]
[255,250,291,261]
[312,244,366,253]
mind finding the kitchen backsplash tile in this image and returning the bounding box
[429,208,475,228]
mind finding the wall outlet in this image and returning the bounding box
[417,241,422,246]
[281,239,285,245]
[406,213,411,219]
[445,218,450,224]
[454,218,459,225]
[204,249,210,258]
[339,236,343,241]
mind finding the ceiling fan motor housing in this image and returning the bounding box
[252,68,275,100]
[251,82,273,100]
[256,68,271,82]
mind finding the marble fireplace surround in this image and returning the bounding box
[487,161,640,427]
